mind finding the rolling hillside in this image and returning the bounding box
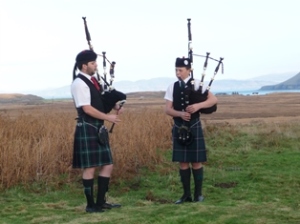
[260,72,300,90]
[0,94,44,104]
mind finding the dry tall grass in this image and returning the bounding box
[1,93,300,189]
[0,105,173,189]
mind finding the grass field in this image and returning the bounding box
[0,93,300,223]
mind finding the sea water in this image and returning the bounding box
[214,89,300,96]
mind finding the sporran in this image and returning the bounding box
[177,125,194,146]
[98,125,109,146]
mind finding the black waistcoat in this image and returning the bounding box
[173,79,200,123]
[76,74,105,123]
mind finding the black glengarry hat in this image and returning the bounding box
[73,50,98,81]
[76,50,97,64]
[175,57,191,68]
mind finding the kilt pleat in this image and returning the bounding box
[172,118,207,162]
[72,119,113,168]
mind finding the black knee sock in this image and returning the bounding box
[83,179,94,207]
[180,168,191,197]
[96,176,110,207]
[192,167,203,197]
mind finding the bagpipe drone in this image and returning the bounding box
[185,18,224,114]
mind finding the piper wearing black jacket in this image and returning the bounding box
[164,57,218,204]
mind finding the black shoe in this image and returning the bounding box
[174,195,193,204]
[194,195,204,202]
[86,206,105,213]
[102,202,122,209]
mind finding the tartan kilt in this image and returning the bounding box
[72,119,113,168]
[172,118,207,163]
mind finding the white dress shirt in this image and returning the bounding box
[71,72,100,108]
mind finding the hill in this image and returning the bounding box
[260,72,300,90]
[5,71,297,99]
[20,78,289,99]
[0,94,44,105]
[126,91,166,99]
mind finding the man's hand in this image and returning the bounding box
[113,100,126,115]
[180,111,191,121]
[106,114,121,124]
[116,107,124,115]
[186,104,200,114]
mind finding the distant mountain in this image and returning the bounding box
[114,77,176,93]
[24,86,73,99]
[260,72,300,90]
[248,71,296,82]
[23,77,177,99]
[21,72,298,99]
[0,93,44,104]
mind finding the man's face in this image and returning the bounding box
[176,67,190,80]
[83,61,98,75]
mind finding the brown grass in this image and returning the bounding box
[0,92,299,189]
[0,102,173,189]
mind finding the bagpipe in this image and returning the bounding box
[185,18,224,114]
[176,19,224,145]
[72,17,126,133]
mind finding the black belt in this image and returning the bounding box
[174,117,200,127]
[75,117,104,126]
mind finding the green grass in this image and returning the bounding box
[1,124,300,224]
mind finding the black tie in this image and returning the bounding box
[180,80,185,89]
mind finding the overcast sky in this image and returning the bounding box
[0,0,299,92]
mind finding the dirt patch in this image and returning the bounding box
[214,182,238,188]
[145,191,173,204]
